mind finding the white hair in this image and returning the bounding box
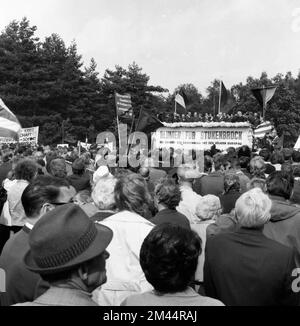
[196,195,222,221]
[235,188,272,228]
[92,176,117,210]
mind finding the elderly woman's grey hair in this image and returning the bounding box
[235,188,272,228]
[196,195,222,221]
[92,176,117,211]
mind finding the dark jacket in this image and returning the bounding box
[193,172,224,197]
[0,225,49,306]
[263,196,300,266]
[150,209,191,230]
[204,228,300,306]
[219,191,241,214]
[0,162,12,186]
[66,173,90,192]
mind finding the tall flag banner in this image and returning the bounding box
[135,108,164,134]
[254,121,274,139]
[175,89,188,115]
[115,93,133,120]
[251,86,277,119]
[220,82,228,106]
[175,93,186,109]
[218,81,229,114]
[0,98,21,139]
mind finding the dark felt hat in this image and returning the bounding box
[24,204,113,275]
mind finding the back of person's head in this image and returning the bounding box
[73,190,93,205]
[293,165,300,178]
[50,158,67,179]
[14,159,38,182]
[239,156,250,170]
[247,178,267,193]
[238,145,251,158]
[292,150,300,163]
[281,162,294,182]
[21,176,70,219]
[270,151,285,165]
[250,156,265,177]
[204,155,213,173]
[259,148,271,162]
[224,173,240,193]
[214,158,224,172]
[282,148,293,162]
[229,158,241,170]
[72,158,85,176]
[266,171,293,200]
[114,172,152,216]
[196,195,222,221]
[177,164,201,182]
[154,177,181,210]
[139,166,150,180]
[140,224,201,294]
[92,176,117,211]
[235,188,272,228]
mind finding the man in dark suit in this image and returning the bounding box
[0,176,75,306]
[194,159,225,196]
[204,188,300,306]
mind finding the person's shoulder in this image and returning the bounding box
[121,291,154,306]
[197,296,225,306]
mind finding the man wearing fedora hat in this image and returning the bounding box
[0,176,76,306]
[15,204,113,306]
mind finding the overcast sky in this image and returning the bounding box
[1,0,300,95]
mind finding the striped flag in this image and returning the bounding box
[115,93,133,120]
[0,98,21,139]
[175,93,186,109]
[251,86,277,108]
[254,121,274,139]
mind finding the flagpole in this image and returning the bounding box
[218,80,222,115]
[262,85,266,121]
[114,91,121,149]
[128,107,143,156]
[175,95,177,115]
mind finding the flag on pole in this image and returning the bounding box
[115,93,133,120]
[0,98,21,139]
[175,93,186,109]
[220,82,228,106]
[219,81,229,113]
[135,108,163,134]
[254,121,274,139]
[175,89,188,114]
[251,86,277,108]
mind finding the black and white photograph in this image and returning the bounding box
[0,0,300,310]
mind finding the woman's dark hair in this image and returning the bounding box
[154,178,181,210]
[270,151,285,165]
[114,173,152,216]
[292,151,300,163]
[266,171,293,200]
[238,145,251,158]
[224,173,240,193]
[140,224,201,294]
[14,159,38,182]
[239,156,250,170]
[259,148,271,162]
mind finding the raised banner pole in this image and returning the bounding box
[114,92,121,149]
[218,80,222,115]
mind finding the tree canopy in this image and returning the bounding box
[0,18,300,145]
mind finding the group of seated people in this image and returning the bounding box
[0,142,300,306]
[158,111,262,126]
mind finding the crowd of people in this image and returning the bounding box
[158,110,263,127]
[0,140,300,306]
